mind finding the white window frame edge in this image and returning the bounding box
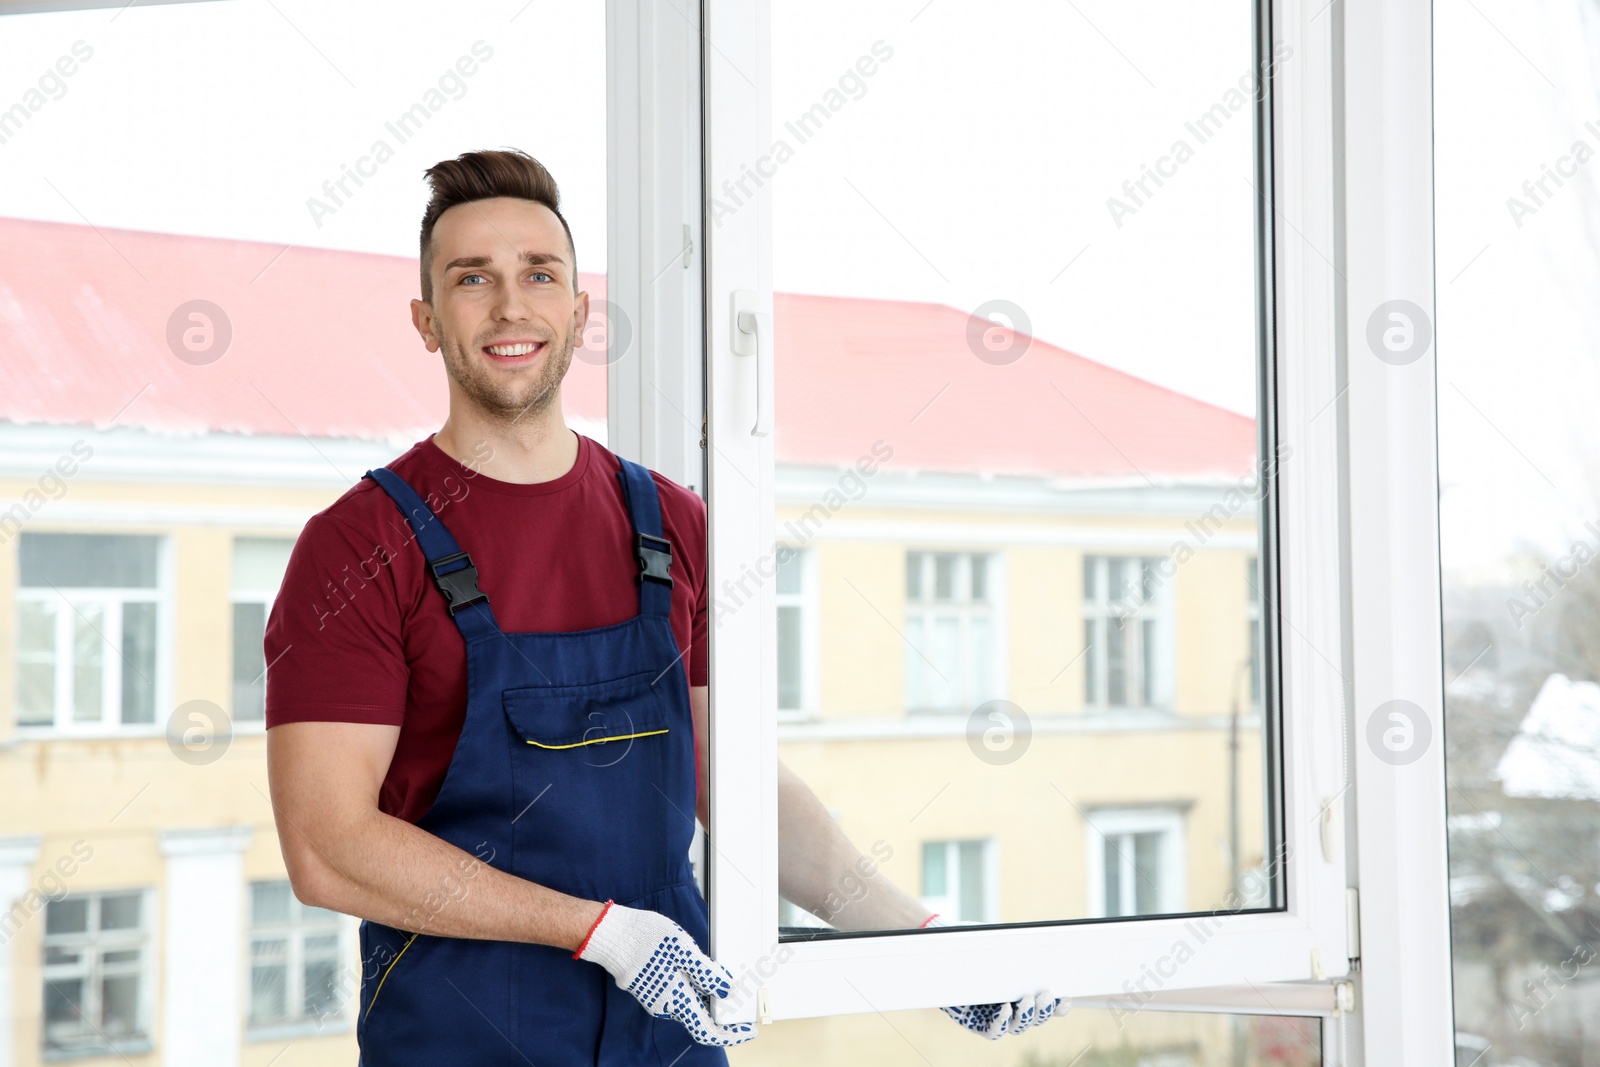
[704,0,1357,1027]
[606,0,705,493]
[1339,0,1453,1060]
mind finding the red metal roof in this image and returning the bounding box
[0,217,1253,480]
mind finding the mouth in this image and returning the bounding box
[481,339,548,365]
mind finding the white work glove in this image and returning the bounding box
[574,900,758,1047]
[923,914,1069,1039]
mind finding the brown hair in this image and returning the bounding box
[418,148,577,302]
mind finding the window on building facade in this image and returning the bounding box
[1082,555,1172,710]
[1085,808,1187,919]
[16,533,162,730]
[921,839,997,924]
[231,538,296,724]
[903,551,995,713]
[248,880,345,1030]
[43,890,150,1055]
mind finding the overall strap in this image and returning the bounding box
[614,458,674,618]
[364,467,501,642]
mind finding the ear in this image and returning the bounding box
[410,298,440,353]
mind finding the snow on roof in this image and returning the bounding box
[1494,673,1600,800]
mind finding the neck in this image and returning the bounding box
[432,405,579,485]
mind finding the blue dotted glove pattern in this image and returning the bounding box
[579,903,758,1048]
[941,991,1065,1039]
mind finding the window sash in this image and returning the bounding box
[701,0,1359,1026]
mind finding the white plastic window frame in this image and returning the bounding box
[13,533,172,737]
[610,0,1450,1058]
[699,0,1355,1022]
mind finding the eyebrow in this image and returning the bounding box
[441,251,569,275]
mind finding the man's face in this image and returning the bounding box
[411,196,587,425]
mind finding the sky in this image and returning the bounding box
[2,0,1598,569]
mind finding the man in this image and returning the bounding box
[265,148,1063,1065]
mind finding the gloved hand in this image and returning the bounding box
[922,914,1069,1039]
[574,899,758,1047]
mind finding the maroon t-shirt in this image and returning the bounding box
[264,431,709,824]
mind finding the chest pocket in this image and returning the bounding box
[503,669,672,750]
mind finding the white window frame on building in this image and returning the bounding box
[920,839,1000,925]
[230,537,296,726]
[773,544,819,721]
[42,888,156,1058]
[245,878,351,1035]
[902,549,1002,714]
[686,0,1451,1057]
[1084,807,1189,919]
[13,531,170,735]
[1081,554,1175,711]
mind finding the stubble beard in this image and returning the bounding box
[441,326,575,427]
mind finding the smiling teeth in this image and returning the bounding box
[487,342,540,356]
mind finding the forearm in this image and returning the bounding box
[287,806,603,951]
[776,757,932,931]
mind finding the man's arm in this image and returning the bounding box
[689,685,932,931]
[267,719,604,949]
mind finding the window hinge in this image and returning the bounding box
[1335,980,1356,1015]
[682,223,694,268]
[756,986,772,1026]
[1346,886,1362,965]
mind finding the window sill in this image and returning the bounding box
[246,1018,351,1042]
[45,1038,153,1062]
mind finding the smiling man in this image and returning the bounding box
[264,148,1062,1066]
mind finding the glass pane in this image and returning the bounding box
[956,841,985,922]
[1133,831,1162,915]
[921,842,946,897]
[775,548,803,596]
[101,974,140,1036]
[232,601,268,722]
[17,599,57,725]
[99,892,142,931]
[1438,4,1600,1062]
[71,603,104,723]
[19,533,160,589]
[932,554,956,601]
[251,959,288,1025]
[43,976,84,1028]
[120,601,157,725]
[252,881,292,925]
[46,897,89,936]
[303,959,339,1017]
[777,605,803,710]
[1104,837,1125,917]
[770,0,1271,934]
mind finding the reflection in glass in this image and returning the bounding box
[770,0,1272,938]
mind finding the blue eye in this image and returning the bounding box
[460,273,486,285]
[531,271,553,283]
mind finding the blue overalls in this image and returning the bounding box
[354,458,728,1067]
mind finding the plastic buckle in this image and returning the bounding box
[429,550,489,613]
[634,532,674,588]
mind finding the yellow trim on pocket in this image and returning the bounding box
[364,932,419,1022]
[525,727,669,750]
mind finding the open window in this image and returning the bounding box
[657,0,1452,1056]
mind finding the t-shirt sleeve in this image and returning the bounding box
[264,510,410,728]
[689,490,709,688]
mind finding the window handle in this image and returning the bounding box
[731,291,773,437]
